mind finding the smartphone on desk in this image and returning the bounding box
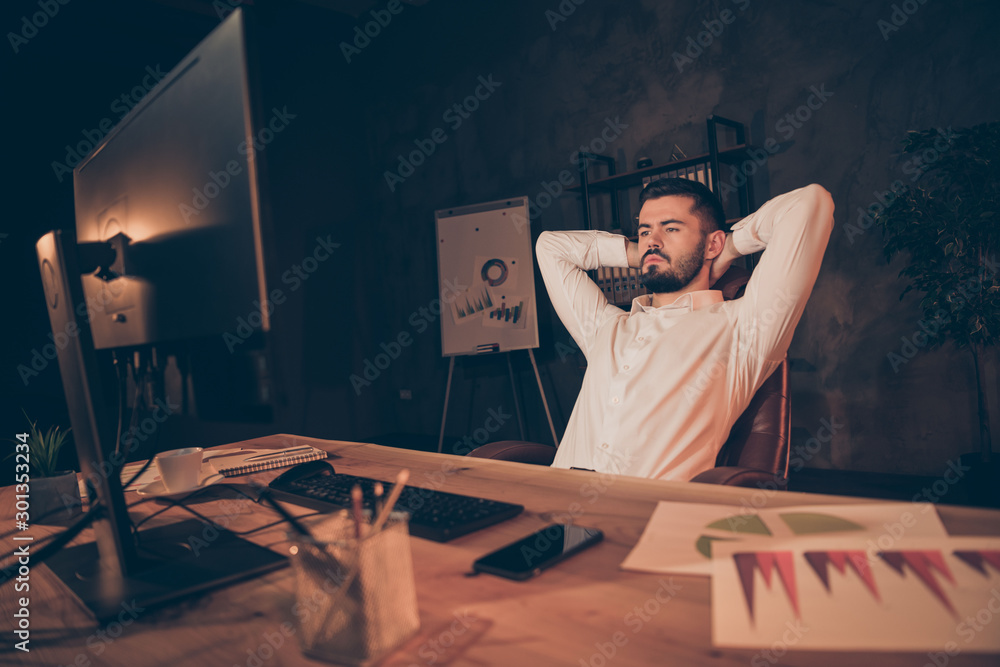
[472,524,604,581]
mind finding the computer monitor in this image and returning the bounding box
[73,4,279,423]
[35,8,286,620]
[74,9,269,350]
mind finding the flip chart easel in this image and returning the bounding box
[434,197,557,452]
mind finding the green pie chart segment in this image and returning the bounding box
[705,514,771,535]
[695,535,738,559]
[779,512,865,535]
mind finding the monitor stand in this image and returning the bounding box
[45,519,286,620]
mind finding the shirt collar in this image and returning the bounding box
[630,289,724,314]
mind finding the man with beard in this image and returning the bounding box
[536,178,834,480]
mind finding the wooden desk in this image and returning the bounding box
[4,434,1000,666]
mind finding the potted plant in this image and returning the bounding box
[9,412,81,523]
[873,121,999,504]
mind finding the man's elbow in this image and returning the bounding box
[802,183,835,231]
[536,230,561,257]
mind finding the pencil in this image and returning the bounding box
[371,469,409,533]
[373,482,384,517]
[350,485,364,538]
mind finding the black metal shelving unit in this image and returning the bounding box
[568,115,761,306]
[572,115,757,232]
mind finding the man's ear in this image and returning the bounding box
[705,229,727,260]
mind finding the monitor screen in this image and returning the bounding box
[74,8,269,350]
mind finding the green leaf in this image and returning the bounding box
[11,410,72,478]
[877,121,1000,455]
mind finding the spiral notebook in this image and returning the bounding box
[215,447,328,477]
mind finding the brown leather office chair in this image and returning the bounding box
[466,266,792,489]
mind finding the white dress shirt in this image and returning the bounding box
[537,184,834,480]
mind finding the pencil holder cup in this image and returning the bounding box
[288,511,420,665]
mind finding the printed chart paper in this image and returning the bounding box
[711,536,1000,652]
[450,285,494,324]
[620,501,948,576]
[482,295,530,329]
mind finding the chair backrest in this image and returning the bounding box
[710,265,791,482]
[714,357,790,478]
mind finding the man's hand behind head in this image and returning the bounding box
[709,232,740,287]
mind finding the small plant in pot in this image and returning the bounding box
[10,412,81,523]
[873,121,999,506]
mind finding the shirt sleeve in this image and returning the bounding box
[730,183,835,364]
[536,230,629,359]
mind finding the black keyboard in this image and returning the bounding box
[267,461,524,542]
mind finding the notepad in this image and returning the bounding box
[116,447,329,493]
[216,447,328,477]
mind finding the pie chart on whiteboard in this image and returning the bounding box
[481,258,508,286]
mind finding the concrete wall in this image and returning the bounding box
[315,0,1000,475]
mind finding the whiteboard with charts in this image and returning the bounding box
[435,197,539,357]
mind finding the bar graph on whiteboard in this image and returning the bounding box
[484,295,528,329]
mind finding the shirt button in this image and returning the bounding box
[611,396,620,404]
[623,365,630,371]
[638,337,645,342]
[600,443,609,449]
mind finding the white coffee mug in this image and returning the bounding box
[154,447,204,493]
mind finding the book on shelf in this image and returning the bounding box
[640,161,713,191]
[594,266,644,305]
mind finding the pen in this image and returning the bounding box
[373,482,384,518]
[371,469,409,533]
[350,485,365,539]
[242,446,313,462]
[203,448,245,463]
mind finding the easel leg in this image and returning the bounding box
[528,348,559,447]
[506,352,526,441]
[437,356,455,454]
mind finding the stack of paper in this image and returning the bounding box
[621,501,1000,652]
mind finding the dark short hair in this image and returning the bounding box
[638,178,726,234]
